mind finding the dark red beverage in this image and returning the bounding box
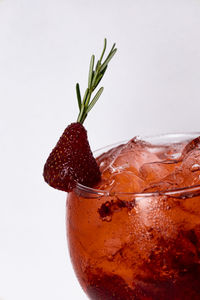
[67,133,200,299]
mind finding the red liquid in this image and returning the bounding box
[67,135,200,299]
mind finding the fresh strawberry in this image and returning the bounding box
[43,122,101,192]
[43,39,117,192]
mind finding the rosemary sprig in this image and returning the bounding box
[77,39,117,124]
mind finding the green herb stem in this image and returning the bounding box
[76,38,117,124]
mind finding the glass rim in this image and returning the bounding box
[75,132,200,198]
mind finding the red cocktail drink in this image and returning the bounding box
[67,133,200,300]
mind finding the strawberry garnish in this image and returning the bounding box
[43,39,117,192]
[43,122,101,192]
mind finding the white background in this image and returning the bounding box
[1,0,200,299]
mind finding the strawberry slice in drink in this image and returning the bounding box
[43,39,117,192]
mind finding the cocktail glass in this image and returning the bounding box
[66,133,200,300]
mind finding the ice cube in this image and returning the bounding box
[110,138,159,175]
[182,137,200,157]
[96,144,125,173]
[145,148,200,193]
[109,171,145,194]
[140,161,181,185]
